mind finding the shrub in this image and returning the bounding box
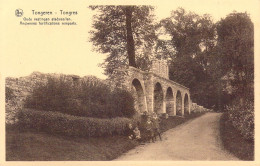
[24,76,74,112]
[24,75,135,118]
[110,89,135,118]
[18,109,137,137]
[226,99,254,141]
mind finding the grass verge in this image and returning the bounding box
[219,112,254,160]
[6,112,205,161]
[6,128,139,161]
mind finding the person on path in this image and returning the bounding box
[146,117,155,143]
[152,113,162,141]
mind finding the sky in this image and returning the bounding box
[0,0,259,79]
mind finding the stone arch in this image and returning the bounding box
[166,87,174,115]
[131,78,146,113]
[176,90,182,116]
[184,93,189,115]
[154,82,164,114]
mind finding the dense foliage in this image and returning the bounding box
[217,13,254,141]
[216,13,254,100]
[24,76,135,118]
[157,9,253,110]
[158,8,221,108]
[18,109,137,137]
[5,87,15,102]
[225,99,254,141]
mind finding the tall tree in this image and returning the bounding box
[158,8,216,106]
[124,6,136,67]
[89,6,157,75]
[216,12,254,102]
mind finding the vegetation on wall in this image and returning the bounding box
[24,76,135,118]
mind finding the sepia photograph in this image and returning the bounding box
[0,0,259,164]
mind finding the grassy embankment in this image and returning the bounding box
[6,112,205,161]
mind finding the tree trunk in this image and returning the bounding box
[125,6,136,67]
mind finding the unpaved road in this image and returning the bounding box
[115,113,239,161]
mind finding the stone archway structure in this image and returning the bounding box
[166,87,174,115]
[184,93,189,115]
[122,60,191,116]
[154,82,164,114]
[176,90,182,116]
[131,78,146,113]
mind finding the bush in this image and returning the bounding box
[111,89,135,118]
[225,99,254,141]
[18,109,137,137]
[24,76,135,118]
[24,76,73,112]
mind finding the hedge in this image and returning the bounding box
[18,109,137,137]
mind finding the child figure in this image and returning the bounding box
[133,127,141,140]
[152,113,162,141]
[126,123,134,140]
[146,117,155,142]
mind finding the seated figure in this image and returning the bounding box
[133,127,141,140]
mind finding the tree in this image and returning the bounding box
[159,8,216,59]
[158,8,216,106]
[89,6,157,75]
[216,12,254,102]
[125,6,136,67]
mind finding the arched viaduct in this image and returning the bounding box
[122,60,191,116]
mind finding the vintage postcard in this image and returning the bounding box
[0,0,259,165]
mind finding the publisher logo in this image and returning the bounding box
[15,9,23,17]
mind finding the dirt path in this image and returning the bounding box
[115,112,239,161]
